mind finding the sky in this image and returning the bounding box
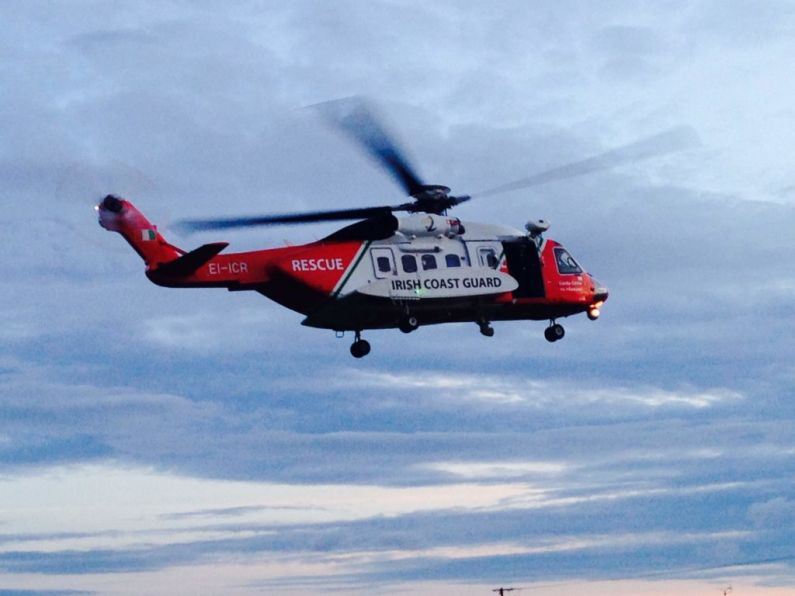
[1,0,795,594]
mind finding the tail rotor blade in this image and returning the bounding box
[53,160,157,253]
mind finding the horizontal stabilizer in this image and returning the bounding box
[155,242,229,277]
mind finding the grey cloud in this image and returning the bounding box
[590,26,671,82]
[3,351,793,491]
[0,590,91,596]
[159,504,325,521]
[748,497,795,529]
[0,495,788,586]
[686,0,795,47]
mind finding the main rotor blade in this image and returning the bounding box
[175,205,396,233]
[312,97,426,196]
[474,125,701,197]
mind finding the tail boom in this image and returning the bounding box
[98,195,359,315]
[98,195,284,289]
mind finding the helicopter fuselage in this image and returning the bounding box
[100,199,607,345]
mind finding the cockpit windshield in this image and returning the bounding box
[554,247,582,275]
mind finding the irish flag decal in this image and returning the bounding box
[141,229,157,241]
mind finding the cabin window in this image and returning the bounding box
[554,247,582,275]
[402,254,417,273]
[376,256,392,273]
[370,247,396,279]
[445,254,461,267]
[421,254,437,270]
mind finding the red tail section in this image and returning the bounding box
[97,195,182,269]
[97,195,276,291]
[97,195,366,316]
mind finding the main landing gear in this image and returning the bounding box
[544,321,565,343]
[398,314,419,334]
[350,331,371,358]
[477,317,494,337]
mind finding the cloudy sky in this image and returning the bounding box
[2,1,795,594]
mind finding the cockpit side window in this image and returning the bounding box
[478,247,499,269]
[554,247,582,275]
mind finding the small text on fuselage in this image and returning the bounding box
[208,262,248,275]
[391,276,503,292]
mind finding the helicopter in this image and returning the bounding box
[98,99,693,357]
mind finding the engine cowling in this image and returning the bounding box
[398,214,464,238]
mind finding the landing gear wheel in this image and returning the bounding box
[478,318,495,337]
[399,315,419,334]
[544,323,565,343]
[350,339,371,358]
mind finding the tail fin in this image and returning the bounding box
[97,195,182,268]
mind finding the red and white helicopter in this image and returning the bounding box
[98,100,691,357]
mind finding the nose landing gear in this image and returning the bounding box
[350,331,371,358]
[544,322,565,342]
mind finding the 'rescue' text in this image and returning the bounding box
[291,258,345,272]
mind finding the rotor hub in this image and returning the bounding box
[405,185,471,214]
[410,184,451,200]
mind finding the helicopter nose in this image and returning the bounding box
[587,278,608,321]
[593,282,609,303]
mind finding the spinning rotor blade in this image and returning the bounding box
[176,205,396,232]
[475,125,700,197]
[312,97,426,196]
[177,109,698,234]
